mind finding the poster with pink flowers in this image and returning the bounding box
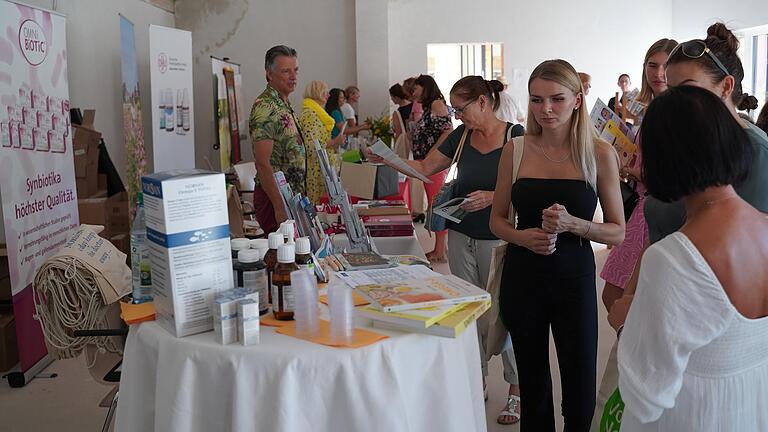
[0,0,78,372]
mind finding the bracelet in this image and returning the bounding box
[583,221,592,238]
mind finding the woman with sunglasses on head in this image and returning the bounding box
[618,85,768,432]
[490,60,625,431]
[608,23,768,333]
[409,74,454,262]
[367,76,525,422]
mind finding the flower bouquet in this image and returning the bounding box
[366,113,393,147]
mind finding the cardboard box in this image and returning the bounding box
[109,233,130,258]
[0,311,18,372]
[77,193,130,238]
[142,170,233,337]
[72,124,101,198]
[340,162,399,200]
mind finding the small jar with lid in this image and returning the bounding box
[249,238,269,251]
[272,243,299,321]
[235,249,269,315]
[263,232,283,305]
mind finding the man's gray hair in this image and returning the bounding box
[265,45,298,71]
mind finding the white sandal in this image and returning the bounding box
[497,394,521,425]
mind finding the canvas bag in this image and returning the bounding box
[483,135,525,358]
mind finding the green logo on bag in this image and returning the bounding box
[600,388,624,432]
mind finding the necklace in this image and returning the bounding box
[538,142,570,163]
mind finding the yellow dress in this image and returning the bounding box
[298,101,338,204]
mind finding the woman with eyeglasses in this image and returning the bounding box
[367,76,525,422]
[608,23,768,332]
[490,60,625,431]
[617,85,768,432]
[409,74,454,262]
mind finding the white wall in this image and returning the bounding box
[175,0,357,168]
[22,0,175,184]
[355,0,390,120]
[671,0,768,40]
[388,0,673,115]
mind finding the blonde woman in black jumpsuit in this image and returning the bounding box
[490,59,625,432]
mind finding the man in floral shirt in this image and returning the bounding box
[250,45,306,234]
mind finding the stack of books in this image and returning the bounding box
[354,274,491,338]
[361,214,415,237]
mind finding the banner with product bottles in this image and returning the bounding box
[0,0,78,373]
[211,56,247,170]
[149,25,194,172]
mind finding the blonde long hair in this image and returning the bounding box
[526,59,598,190]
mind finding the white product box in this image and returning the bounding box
[143,170,233,337]
[237,299,260,346]
[19,124,33,149]
[213,297,238,345]
[1,122,9,147]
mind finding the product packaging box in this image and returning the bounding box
[340,162,399,200]
[237,299,260,346]
[142,170,233,337]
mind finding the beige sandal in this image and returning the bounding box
[497,394,521,425]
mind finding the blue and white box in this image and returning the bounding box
[142,170,233,337]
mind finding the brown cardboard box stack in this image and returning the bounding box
[73,110,131,257]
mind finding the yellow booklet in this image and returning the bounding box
[371,300,491,338]
[357,302,465,328]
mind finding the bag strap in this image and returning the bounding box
[450,127,470,167]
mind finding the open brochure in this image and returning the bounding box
[433,196,469,224]
[336,265,439,288]
[370,140,432,183]
[590,99,638,166]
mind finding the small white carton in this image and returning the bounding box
[237,299,260,346]
[142,170,233,337]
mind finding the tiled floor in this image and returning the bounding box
[0,224,614,432]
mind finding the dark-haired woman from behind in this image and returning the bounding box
[618,85,768,432]
[758,103,768,135]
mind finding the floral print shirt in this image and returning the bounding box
[412,105,452,160]
[249,85,306,194]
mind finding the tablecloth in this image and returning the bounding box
[114,318,485,432]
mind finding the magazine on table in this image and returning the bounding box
[357,302,465,328]
[336,265,439,287]
[371,300,492,338]
[432,196,470,224]
[355,274,491,313]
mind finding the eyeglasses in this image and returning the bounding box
[669,40,731,77]
[448,98,478,117]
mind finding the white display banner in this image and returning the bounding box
[149,25,194,172]
[0,0,77,371]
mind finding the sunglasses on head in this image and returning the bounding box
[670,40,731,76]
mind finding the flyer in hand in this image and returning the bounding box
[355,274,491,312]
[432,197,469,224]
[590,99,638,166]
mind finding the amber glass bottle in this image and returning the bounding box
[272,243,298,321]
[263,232,282,305]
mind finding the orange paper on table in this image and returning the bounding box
[120,301,156,325]
[260,314,294,327]
[319,291,370,307]
[276,319,388,348]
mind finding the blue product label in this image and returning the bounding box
[147,224,230,248]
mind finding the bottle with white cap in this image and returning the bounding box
[280,220,295,244]
[249,238,269,251]
[295,237,315,274]
[230,238,251,288]
[272,243,298,321]
[263,232,283,305]
[236,249,269,315]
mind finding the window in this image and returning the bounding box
[737,25,768,117]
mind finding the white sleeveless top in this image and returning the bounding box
[618,232,768,432]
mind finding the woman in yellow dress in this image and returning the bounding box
[299,80,345,203]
